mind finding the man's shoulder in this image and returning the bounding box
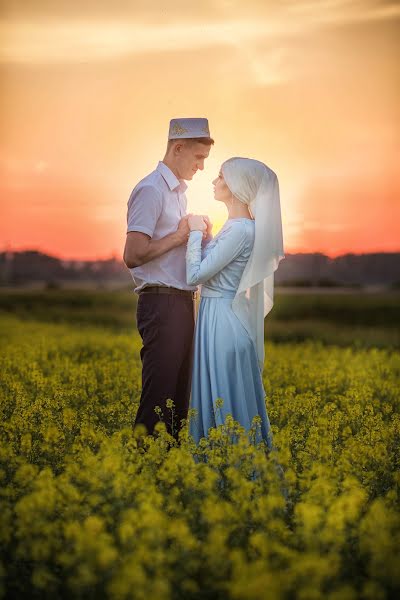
[133,169,166,195]
[128,170,165,207]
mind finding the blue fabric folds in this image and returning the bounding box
[186,220,273,450]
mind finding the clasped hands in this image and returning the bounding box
[177,214,212,242]
[188,214,211,234]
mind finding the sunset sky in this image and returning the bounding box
[1,0,399,259]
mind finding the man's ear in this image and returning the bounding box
[174,142,184,155]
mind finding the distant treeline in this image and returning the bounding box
[0,250,399,288]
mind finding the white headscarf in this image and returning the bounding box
[221,157,285,369]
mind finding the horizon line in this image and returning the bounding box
[2,246,400,263]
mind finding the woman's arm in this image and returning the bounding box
[186,222,247,285]
[202,231,214,249]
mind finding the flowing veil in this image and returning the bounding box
[221,158,285,369]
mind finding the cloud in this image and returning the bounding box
[283,0,400,27]
[0,21,290,64]
[3,0,399,23]
[1,1,399,66]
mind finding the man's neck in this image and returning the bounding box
[161,157,180,180]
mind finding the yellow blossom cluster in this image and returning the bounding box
[0,312,399,599]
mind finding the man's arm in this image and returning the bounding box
[123,216,189,268]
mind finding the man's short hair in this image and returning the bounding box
[168,137,214,149]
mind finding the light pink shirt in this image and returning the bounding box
[126,161,197,293]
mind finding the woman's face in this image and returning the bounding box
[212,169,231,203]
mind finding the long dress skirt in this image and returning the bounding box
[189,295,273,450]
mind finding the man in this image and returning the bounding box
[123,118,214,440]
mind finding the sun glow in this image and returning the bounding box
[1,2,399,259]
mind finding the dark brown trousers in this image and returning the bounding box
[134,293,195,440]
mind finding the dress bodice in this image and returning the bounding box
[186,218,255,297]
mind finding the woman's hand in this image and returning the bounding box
[201,215,213,238]
[188,214,207,232]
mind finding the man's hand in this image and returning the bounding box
[176,215,190,244]
[124,216,191,268]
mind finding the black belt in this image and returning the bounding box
[139,285,197,299]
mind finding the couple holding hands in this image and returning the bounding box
[124,117,284,450]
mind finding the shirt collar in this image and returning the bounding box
[156,161,187,193]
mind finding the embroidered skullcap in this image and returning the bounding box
[168,118,211,140]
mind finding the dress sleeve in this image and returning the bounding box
[202,232,214,249]
[127,185,163,238]
[186,223,247,285]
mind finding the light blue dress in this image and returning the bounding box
[186,218,273,450]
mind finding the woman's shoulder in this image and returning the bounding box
[228,218,255,239]
[217,219,246,239]
[215,219,254,249]
[219,218,253,236]
[223,218,254,230]
[242,220,255,249]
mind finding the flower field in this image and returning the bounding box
[0,290,399,599]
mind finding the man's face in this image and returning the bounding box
[176,141,211,180]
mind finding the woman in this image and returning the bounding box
[186,157,284,449]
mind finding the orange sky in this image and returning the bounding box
[1,1,399,259]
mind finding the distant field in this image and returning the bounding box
[0,288,398,348]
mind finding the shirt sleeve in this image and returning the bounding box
[127,185,163,238]
[186,222,247,285]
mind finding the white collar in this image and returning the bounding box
[157,161,187,193]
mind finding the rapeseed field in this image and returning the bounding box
[0,291,399,599]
